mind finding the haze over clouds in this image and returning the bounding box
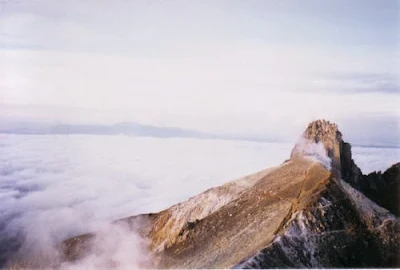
[0,0,399,144]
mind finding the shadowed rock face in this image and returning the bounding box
[6,120,400,268]
[359,163,400,216]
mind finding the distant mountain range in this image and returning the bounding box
[0,121,398,148]
[0,121,279,142]
[0,121,209,137]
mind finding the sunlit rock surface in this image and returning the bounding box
[10,120,400,268]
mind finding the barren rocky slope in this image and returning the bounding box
[7,120,400,268]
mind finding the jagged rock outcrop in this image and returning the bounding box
[359,163,400,216]
[6,120,400,268]
[291,119,363,185]
[290,120,400,217]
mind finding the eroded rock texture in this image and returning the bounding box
[236,179,399,268]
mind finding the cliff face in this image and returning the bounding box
[359,163,400,216]
[8,120,400,268]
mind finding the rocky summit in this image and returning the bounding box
[10,120,400,268]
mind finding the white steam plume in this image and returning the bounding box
[62,222,151,269]
[291,136,332,170]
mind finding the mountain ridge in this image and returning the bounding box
[59,119,400,268]
[0,121,285,143]
[4,119,400,268]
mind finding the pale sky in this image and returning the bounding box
[0,0,399,142]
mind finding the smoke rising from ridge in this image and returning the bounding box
[61,223,151,269]
[291,136,332,170]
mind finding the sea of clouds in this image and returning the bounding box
[0,134,399,267]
